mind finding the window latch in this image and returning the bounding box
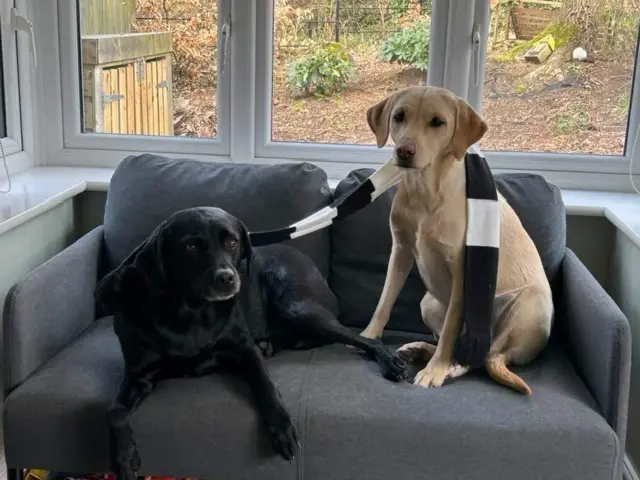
[471,23,481,88]
[220,15,231,77]
[11,7,37,68]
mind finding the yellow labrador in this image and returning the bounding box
[360,86,553,395]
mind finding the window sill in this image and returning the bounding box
[1,166,640,249]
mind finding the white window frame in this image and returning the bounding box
[254,0,395,166]
[57,0,232,158]
[254,0,640,189]
[48,0,640,191]
[1,0,34,175]
[464,0,640,183]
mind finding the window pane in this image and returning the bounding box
[481,1,639,156]
[271,0,430,145]
[0,21,6,139]
[78,0,218,138]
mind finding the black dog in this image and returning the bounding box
[94,206,407,480]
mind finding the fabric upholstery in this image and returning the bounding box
[329,169,566,333]
[103,154,333,277]
[494,173,566,283]
[4,317,619,480]
[329,169,426,332]
[2,226,104,391]
[559,248,631,478]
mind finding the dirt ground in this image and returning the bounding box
[172,44,635,156]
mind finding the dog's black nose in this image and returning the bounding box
[215,269,235,288]
[395,142,416,161]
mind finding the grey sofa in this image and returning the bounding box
[2,154,631,480]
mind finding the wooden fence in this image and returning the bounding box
[79,0,136,35]
[511,7,557,39]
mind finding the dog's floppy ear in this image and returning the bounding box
[94,227,166,314]
[237,218,254,277]
[366,92,400,148]
[451,97,488,160]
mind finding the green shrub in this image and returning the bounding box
[285,42,358,97]
[389,0,411,16]
[378,18,430,71]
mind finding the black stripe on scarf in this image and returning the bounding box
[248,178,376,246]
[453,152,500,368]
[249,226,296,247]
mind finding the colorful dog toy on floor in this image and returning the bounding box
[248,147,500,369]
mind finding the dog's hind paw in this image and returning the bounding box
[397,341,437,363]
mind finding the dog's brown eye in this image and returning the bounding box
[393,111,404,123]
[225,237,238,250]
[185,243,198,253]
[430,117,445,127]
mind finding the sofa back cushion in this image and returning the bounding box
[103,154,333,277]
[494,173,566,283]
[329,169,427,333]
[329,168,566,333]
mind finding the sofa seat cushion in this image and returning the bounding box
[4,319,617,480]
[330,168,566,333]
[103,154,333,278]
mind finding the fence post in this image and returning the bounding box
[334,0,340,42]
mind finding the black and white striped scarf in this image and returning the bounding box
[249,150,499,368]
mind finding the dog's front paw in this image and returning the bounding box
[258,340,274,358]
[414,358,450,388]
[112,433,141,480]
[268,407,299,462]
[377,348,408,382]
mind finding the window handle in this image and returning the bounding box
[220,14,231,77]
[472,23,481,88]
[11,7,36,68]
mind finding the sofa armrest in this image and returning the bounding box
[2,226,104,394]
[560,248,631,441]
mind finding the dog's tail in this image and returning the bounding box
[485,354,532,395]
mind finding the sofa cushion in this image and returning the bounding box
[329,168,566,333]
[103,154,333,277]
[329,169,426,333]
[3,318,617,480]
[494,172,566,283]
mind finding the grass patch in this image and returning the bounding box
[556,109,590,134]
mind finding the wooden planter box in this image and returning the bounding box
[82,32,173,136]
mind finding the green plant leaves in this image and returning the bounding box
[378,18,430,71]
[285,42,358,98]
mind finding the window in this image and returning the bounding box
[77,0,219,139]
[60,0,231,156]
[478,1,640,157]
[54,0,640,191]
[0,28,7,140]
[270,0,430,146]
[0,0,25,158]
